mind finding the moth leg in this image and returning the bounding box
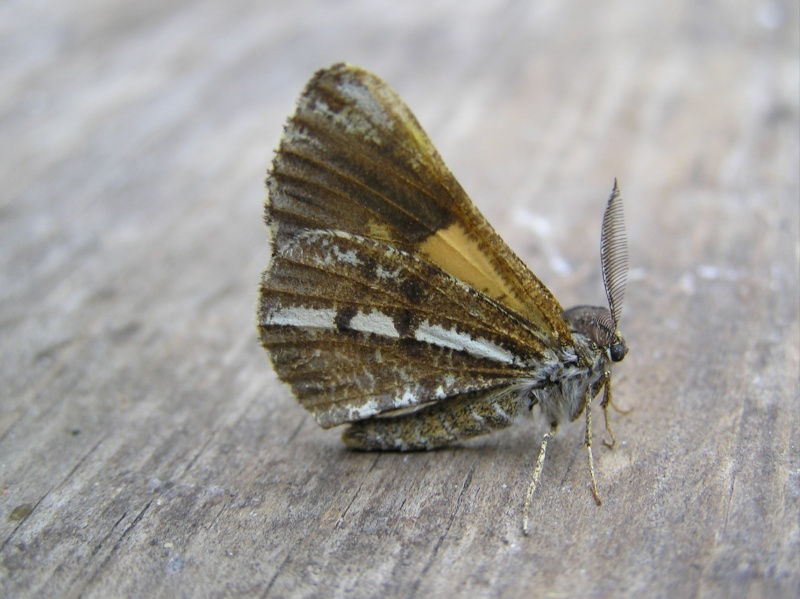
[599,371,631,449]
[522,425,556,536]
[599,373,617,450]
[585,398,602,506]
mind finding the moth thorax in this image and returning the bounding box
[562,305,628,363]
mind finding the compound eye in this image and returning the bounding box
[610,342,627,362]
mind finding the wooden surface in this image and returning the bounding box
[1,1,798,597]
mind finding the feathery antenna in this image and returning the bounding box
[600,180,628,329]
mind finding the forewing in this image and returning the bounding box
[258,229,558,428]
[267,63,571,344]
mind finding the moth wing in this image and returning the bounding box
[259,229,560,428]
[267,63,571,345]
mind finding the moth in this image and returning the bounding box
[258,63,629,534]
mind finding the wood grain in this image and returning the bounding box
[1,1,798,597]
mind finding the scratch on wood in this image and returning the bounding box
[724,472,736,533]
[79,500,153,594]
[286,417,306,445]
[89,511,130,558]
[335,454,381,529]
[262,551,292,598]
[0,434,108,552]
[181,434,216,476]
[410,461,477,596]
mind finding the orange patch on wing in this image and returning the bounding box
[419,223,526,315]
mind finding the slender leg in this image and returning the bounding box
[522,426,556,535]
[585,404,602,506]
[600,374,617,450]
[599,372,631,449]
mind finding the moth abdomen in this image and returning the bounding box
[342,386,526,451]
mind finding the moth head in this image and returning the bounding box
[563,181,629,363]
[563,305,628,362]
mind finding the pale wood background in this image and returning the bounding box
[1,1,798,597]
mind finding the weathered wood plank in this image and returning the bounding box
[1,1,798,597]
